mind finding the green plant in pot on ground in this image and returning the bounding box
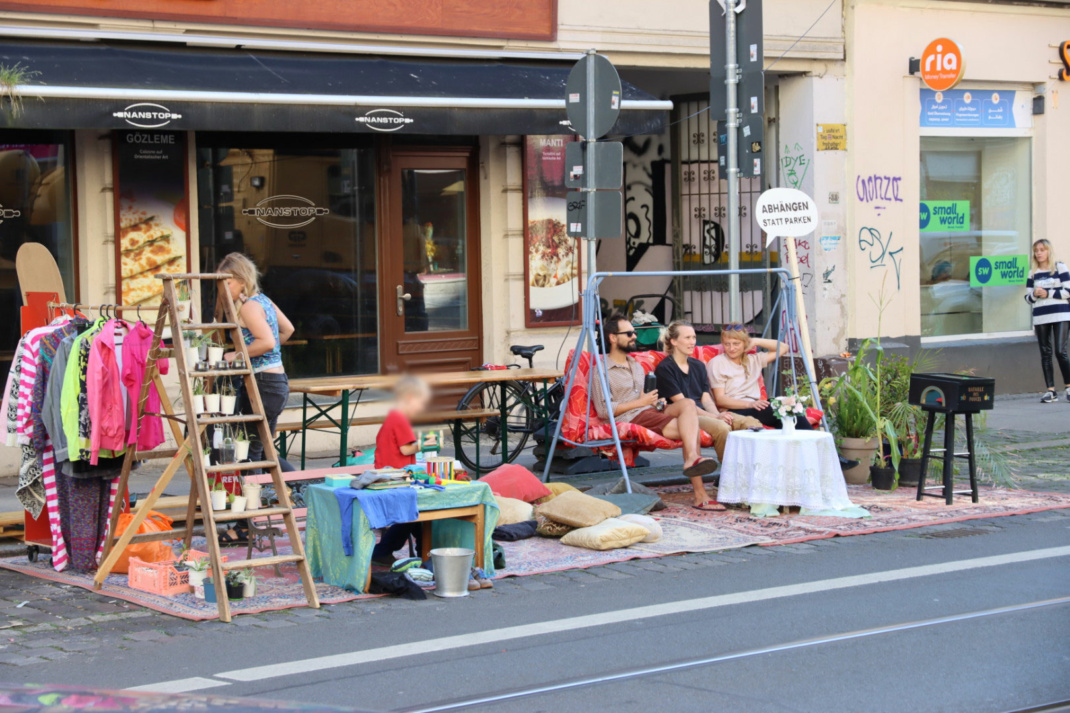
[820,340,878,484]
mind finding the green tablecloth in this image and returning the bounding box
[305,482,500,593]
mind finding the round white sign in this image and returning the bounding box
[755,187,819,246]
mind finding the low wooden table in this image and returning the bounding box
[285,368,562,467]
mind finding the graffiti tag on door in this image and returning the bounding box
[781,143,810,190]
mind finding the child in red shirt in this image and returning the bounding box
[375,376,431,469]
[372,376,432,564]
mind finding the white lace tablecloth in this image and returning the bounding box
[718,430,858,511]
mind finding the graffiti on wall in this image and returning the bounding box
[855,174,903,216]
[858,226,903,290]
[623,135,669,271]
[781,142,810,190]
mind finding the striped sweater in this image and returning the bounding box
[1025,262,1070,326]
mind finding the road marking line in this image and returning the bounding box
[131,545,1070,692]
[401,596,1070,713]
[126,678,232,694]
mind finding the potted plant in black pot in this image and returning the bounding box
[225,571,245,600]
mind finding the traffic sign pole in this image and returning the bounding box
[585,50,599,279]
[724,0,742,323]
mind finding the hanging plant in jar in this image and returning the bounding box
[207,338,225,366]
[218,425,236,465]
[233,425,251,462]
[183,330,201,368]
[220,379,238,415]
[209,481,228,511]
[202,445,211,470]
[175,281,193,322]
[242,477,262,511]
[191,378,206,415]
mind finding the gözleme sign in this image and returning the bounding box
[920,200,969,232]
[970,255,1028,287]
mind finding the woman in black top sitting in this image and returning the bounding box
[654,321,760,511]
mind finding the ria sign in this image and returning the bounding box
[920,38,964,92]
[113,103,183,128]
[354,108,415,132]
[242,195,330,229]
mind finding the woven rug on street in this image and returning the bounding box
[0,538,374,621]
[653,484,1070,545]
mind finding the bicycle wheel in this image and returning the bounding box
[453,380,533,473]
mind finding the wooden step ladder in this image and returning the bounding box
[94,272,319,622]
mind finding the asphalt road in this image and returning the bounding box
[6,509,1069,713]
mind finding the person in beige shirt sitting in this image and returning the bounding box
[591,312,721,509]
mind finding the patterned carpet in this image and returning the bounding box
[3,484,1068,619]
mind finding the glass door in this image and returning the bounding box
[381,148,482,376]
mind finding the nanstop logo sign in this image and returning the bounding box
[920,38,964,92]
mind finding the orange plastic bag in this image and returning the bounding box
[111,511,174,574]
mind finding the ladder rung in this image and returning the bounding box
[206,460,276,473]
[159,272,232,280]
[213,506,291,522]
[196,368,252,377]
[184,322,238,330]
[135,447,180,460]
[220,554,303,571]
[199,415,265,425]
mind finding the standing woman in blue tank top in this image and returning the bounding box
[217,252,296,469]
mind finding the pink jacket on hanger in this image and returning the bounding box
[121,322,169,451]
[86,320,128,464]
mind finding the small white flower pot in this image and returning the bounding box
[186,347,201,366]
[176,301,192,322]
[234,440,250,462]
[204,393,221,413]
[243,482,262,510]
[230,495,247,513]
[192,395,205,414]
[221,395,237,414]
[242,578,256,598]
[202,452,211,469]
[207,346,225,364]
[187,567,207,589]
[210,490,228,511]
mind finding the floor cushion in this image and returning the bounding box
[534,481,581,505]
[536,490,621,528]
[479,464,552,503]
[535,513,573,538]
[617,513,663,543]
[495,495,535,525]
[560,518,650,551]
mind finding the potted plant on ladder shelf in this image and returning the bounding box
[175,281,192,322]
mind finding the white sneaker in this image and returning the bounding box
[1041,391,1057,404]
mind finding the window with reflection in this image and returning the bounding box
[0,132,76,386]
[196,136,378,378]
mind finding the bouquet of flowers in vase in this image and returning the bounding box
[770,394,808,425]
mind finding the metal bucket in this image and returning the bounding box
[431,547,474,598]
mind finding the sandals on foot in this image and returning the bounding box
[683,458,718,478]
[218,523,249,546]
[691,500,726,512]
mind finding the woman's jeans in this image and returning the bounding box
[238,371,294,472]
[1035,321,1070,389]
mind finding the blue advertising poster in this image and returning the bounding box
[920,89,1026,129]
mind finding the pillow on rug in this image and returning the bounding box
[495,496,535,526]
[617,513,663,543]
[535,513,573,538]
[560,518,649,551]
[479,464,552,503]
[537,490,621,528]
[586,478,668,511]
[589,493,661,515]
[534,481,581,505]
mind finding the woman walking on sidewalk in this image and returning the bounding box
[1025,239,1070,403]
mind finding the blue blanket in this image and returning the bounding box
[334,487,419,556]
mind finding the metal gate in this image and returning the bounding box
[669,94,777,340]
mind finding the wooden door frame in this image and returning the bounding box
[377,143,483,374]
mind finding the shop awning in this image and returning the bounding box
[0,41,670,136]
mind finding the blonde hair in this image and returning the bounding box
[662,320,694,356]
[1031,239,1059,275]
[395,375,430,401]
[216,253,261,297]
[721,326,754,377]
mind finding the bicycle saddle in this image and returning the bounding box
[510,344,545,360]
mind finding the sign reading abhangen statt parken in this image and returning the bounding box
[920,200,969,232]
[756,187,819,246]
[970,255,1029,287]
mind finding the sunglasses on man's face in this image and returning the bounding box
[613,330,637,337]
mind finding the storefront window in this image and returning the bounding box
[919,136,1032,337]
[196,138,378,378]
[0,134,76,385]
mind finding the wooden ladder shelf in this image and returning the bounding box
[94,272,319,622]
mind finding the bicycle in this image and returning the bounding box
[452,344,565,473]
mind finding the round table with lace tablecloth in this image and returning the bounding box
[717,430,869,518]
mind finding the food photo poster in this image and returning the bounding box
[113,130,191,306]
[524,135,582,327]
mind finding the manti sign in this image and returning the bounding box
[0,0,557,41]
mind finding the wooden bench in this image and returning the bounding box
[274,408,499,466]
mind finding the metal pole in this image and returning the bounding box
[724,0,742,322]
[585,49,598,285]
